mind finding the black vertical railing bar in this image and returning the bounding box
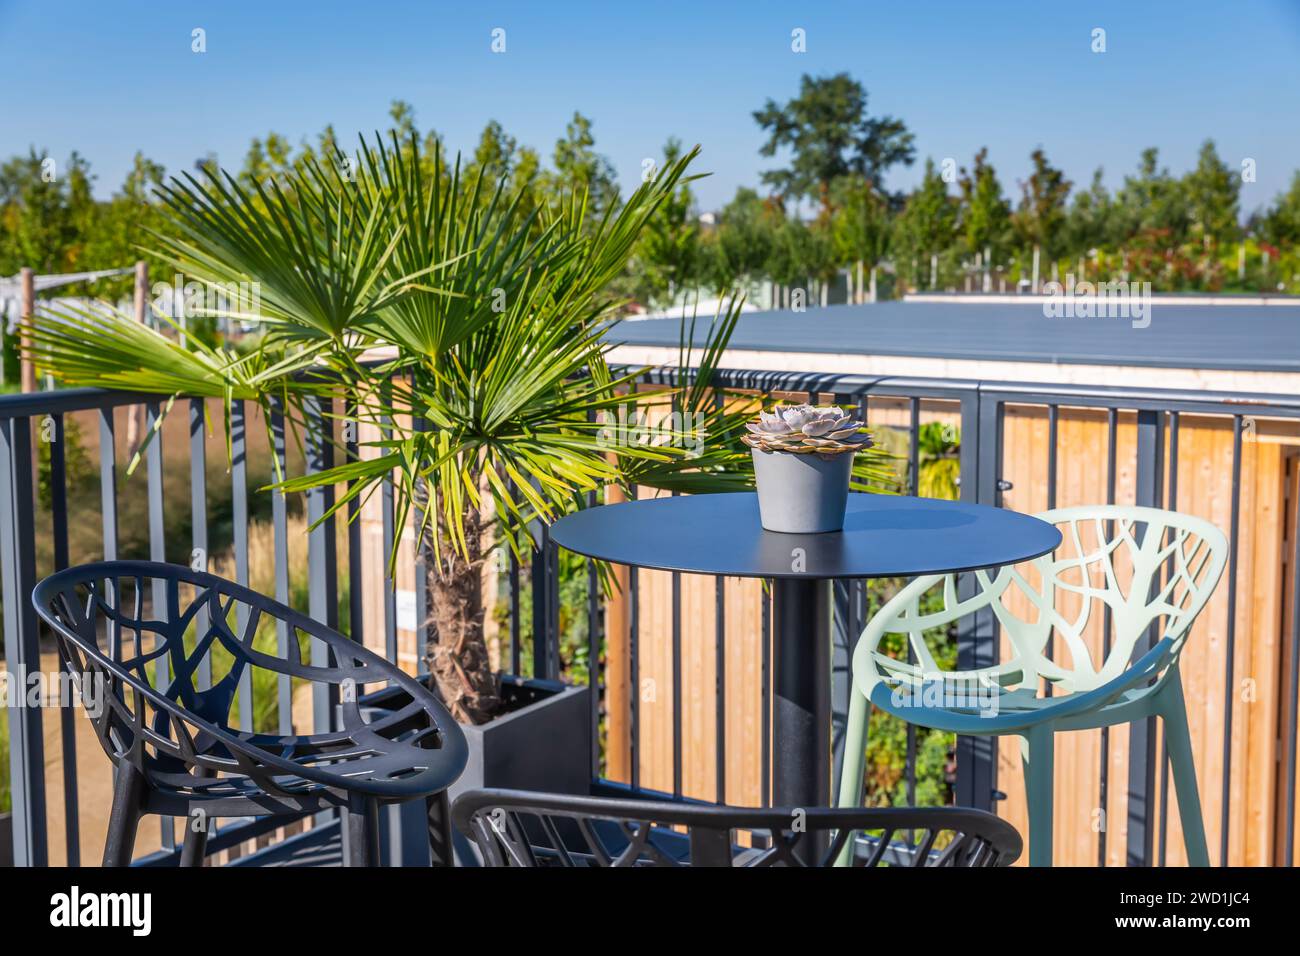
[671,505,683,799]
[586,488,602,782]
[531,524,554,680]
[304,395,339,734]
[98,408,118,565]
[144,403,167,614]
[0,415,48,866]
[344,400,363,648]
[955,391,999,812]
[848,392,870,804]
[49,412,79,865]
[549,527,560,678]
[1158,411,1180,866]
[629,556,641,792]
[144,401,173,850]
[1045,403,1059,699]
[304,397,341,832]
[831,575,852,788]
[1284,448,1300,867]
[380,389,398,666]
[1046,405,1059,512]
[1219,414,1244,867]
[952,390,981,808]
[715,570,726,803]
[669,389,684,800]
[231,400,253,732]
[1097,406,1117,867]
[412,413,430,675]
[905,396,920,808]
[507,474,521,676]
[189,398,211,690]
[627,382,641,792]
[269,402,293,737]
[97,408,123,679]
[49,415,69,571]
[907,396,921,497]
[714,393,727,805]
[1126,408,1165,866]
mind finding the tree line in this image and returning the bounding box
[686,73,1300,307]
[4,74,1300,330]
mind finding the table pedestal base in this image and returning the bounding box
[772,576,833,863]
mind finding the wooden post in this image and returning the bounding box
[19,267,35,394]
[134,260,148,324]
[126,261,148,455]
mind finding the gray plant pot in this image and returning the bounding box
[752,446,854,533]
[359,675,590,866]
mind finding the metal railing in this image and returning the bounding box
[1,368,1298,867]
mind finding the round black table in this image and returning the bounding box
[550,492,1062,823]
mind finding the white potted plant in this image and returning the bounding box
[743,404,872,533]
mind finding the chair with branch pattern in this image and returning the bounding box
[452,788,1021,867]
[33,560,467,867]
[836,505,1228,866]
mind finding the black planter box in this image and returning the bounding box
[0,812,11,868]
[448,675,590,801]
[358,675,591,866]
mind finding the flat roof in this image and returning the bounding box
[608,299,1300,373]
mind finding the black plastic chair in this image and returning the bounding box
[33,560,468,867]
[452,788,1022,867]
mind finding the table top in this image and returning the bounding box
[550,492,1062,580]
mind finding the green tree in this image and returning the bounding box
[550,111,620,218]
[893,158,958,291]
[1063,167,1114,264]
[469,120,518,185]
[831,176,891,301]
[628,138,703,308]
[1110,148,1192,283]
[1012,148,1072,287]
[0,148,77,273]
[699,187,777,294]
[1260,171,1300,248]
[1113,148,1190,247]
[80,152,168,300]
[764,214,814,306]
[1183,139,1240,249]
[956,148,1011,269]
[754,72,913,214]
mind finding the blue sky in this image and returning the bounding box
[2,0,1298,214]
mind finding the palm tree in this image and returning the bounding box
[26,133,770,723]
[29,132,895,724]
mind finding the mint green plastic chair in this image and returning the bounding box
[836,505,1228,867]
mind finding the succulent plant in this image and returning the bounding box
[743,403,873,456]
